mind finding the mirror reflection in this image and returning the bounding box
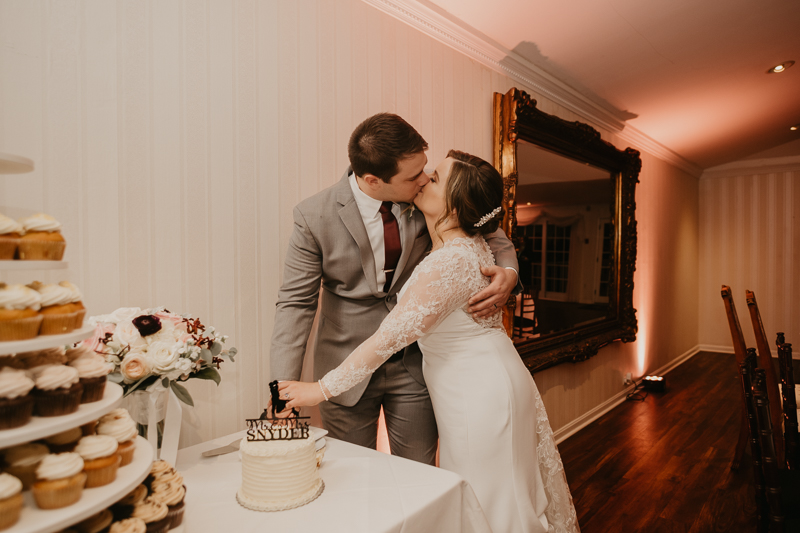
[512,139,615,341]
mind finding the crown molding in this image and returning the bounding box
[701,155,800,179]
[361,0,703,178]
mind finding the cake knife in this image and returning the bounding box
[201,439,241,457]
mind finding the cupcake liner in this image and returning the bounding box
[40,312,77,335]
[0,315,43,341]
[0,235,18,260]
[0,394,34,429]
[73,308,86,329]
[118,440,136,467]
[32,471,87,509]
[80,375,107,403]
[33,382,84,417]
[18,238,65,260]
[167,499,185,529]
[145,516,171,533]
[0,492,24,530]
[84,453,121,488]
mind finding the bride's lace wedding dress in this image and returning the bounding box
[321,235,579,533]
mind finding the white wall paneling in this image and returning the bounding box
[1,0,700,446]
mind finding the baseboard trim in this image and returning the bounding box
[553,345,701,444]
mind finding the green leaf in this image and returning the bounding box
[107,372,124,384]
[210,342,222,357]
[226,347,238,362]
[124,375,158,396]
[170,381,194,406]
[199,348,213,364]
[194,366,221,385]
[162,377,169,388]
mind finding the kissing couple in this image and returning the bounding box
[270,113,579,533]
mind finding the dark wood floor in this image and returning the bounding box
[559,352,760,533]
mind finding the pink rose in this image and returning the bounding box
[120,352,150,381]
[154,311,185,330]
[85,323,115,353]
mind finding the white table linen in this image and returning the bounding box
[176,430,490,533]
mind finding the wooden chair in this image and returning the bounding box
[721,285,755,469]
[739,349,767,527]
[750,367,800,532]
[746,290,785,467]
[776,338,799,470]
[513,287,536,339]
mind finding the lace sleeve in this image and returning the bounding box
[320,247,482,398]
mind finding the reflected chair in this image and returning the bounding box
[750,367,800,532]
[721,285,755,470]
[513,287,536,339]
[746,290,785,466]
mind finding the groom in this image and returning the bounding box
[270,113,519,465]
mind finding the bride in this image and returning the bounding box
[278,150,579,533]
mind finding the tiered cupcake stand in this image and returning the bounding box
[1,152,155,533]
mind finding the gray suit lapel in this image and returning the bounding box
[337,170,379,295]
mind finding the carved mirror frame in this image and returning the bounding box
[493,88,641,373]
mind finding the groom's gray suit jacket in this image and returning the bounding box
[270,168,518,407]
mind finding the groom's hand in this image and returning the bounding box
[468,266,517,318]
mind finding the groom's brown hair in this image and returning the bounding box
[348,113,428,183]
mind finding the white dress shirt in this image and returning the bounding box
[349,172,406,291]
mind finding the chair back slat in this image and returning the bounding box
[778,341,799,470]
[752,367,786,531]
[746,290,786,468]
[722,286,748,364]
[741,349,768,529]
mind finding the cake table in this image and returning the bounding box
[176,430,490,533]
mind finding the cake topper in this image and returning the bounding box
[245,380,309,441]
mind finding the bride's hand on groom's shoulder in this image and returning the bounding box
[278,380,326,410]
[468,265,517,318]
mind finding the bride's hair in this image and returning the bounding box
[437,149,505,237]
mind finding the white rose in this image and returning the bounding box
[120,351,150,381]
[164,358,194,381]
[113,321,146,349]
[146,320,179,344]
[147,340,181,374]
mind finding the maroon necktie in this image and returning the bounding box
[380,201,402,293]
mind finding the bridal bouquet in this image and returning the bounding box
[85,307,237,406]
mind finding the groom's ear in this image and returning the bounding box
[362,173,383,190]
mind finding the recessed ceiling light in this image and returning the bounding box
[767,61,794,74]
[792,124,799,131]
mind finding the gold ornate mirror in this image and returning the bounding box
[493,88,641,373]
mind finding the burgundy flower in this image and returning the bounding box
[132,314,162,337]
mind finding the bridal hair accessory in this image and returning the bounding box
[474,206,502,227]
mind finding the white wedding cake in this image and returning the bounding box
[236,423,324,512]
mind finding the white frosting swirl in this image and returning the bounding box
[69,353,112,378]
[74,435,119,460]
[20,213,61,233]
[97,414,138,443]
[59,281,84,303]
[0,473,22,499]
[36,283,74,307]
[36,452,84,481]
[109,518,147,533]
[131,497,169,522]
[99,408,132,422]
[34,364,80,390]
[65,343,94,362]
[0,284,42,311]
[0,213,23,235]
[150,481,185,506]
[0,367,34,399]
[3,443,49,467]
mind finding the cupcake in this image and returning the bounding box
[32,364,83,416]
[29,281,76,335]
[0,473,24,531]
[72,509,114,533]
[32,452,86,509]
[130,497,170,533]
[111,484,148,520]
[0,213,23,260]
[74,435,120,488]
[81,419,98,436]
[148,465,183,491]
[0,367,35,429]
[1,443,49,489]
[15,346,67,368]
[149,481,186,529]
[68,346,111,403]
[60,281,86,329]
[0,283,43,341]
[97,409,138,466]
[17,213,66,260]
[45,426,84,453]
[109,518,147,533]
